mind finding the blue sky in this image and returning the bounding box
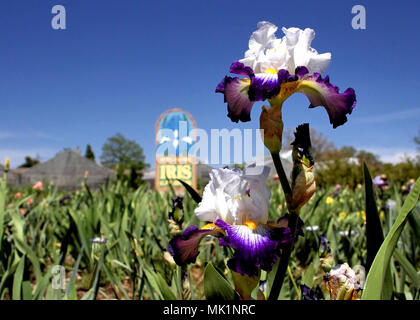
[0,0,419,167]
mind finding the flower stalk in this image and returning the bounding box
[268,124,314,300]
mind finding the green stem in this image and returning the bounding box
[287,265,300,300]
[270,152,292,201]
[268,211,298,300]
[268,152,298,300]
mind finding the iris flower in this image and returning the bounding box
[169,166,294,277]
[216,21,356,128]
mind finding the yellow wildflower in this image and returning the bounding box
[380,211,384,220]
[339,211,347,219]
[326,196,334,205]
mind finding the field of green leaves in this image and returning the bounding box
[0,168,419,300]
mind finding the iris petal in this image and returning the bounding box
[249,73,280,101]
[216,76,254,122]
[297,73,356,128]
[274,68,356,128]
[215,219,293,276]
[169,225,222,266]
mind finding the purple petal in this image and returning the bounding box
[248,73,280,101]
[216,76,254,122]
[229,61,255,78]
[276,214,305,238]
[297,73,357,128]
[214,219,293,276]
[295,66,309,78]
[278,69,298,83]
[169,225,221,266]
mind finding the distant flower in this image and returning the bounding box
[338,211,347,220]
[216,21,356,129]
[305,225,319,232]
[333,184,342,196]
[338,230,357,237]
[4,158,10,172]
[319,234,330,257]
[20,209,26,215]
[356,210,366,221]
[15,192,22,199]
[169,166,294,277]
[373,175,388,189]
[27,198,34,206]
[386,199,396,211]
[168,197,184,225]
[325,196,334,205]
[32,181,43,191]
[59,195,72,206]
[7,204,12,208]
[300,284,321,300]
[90,237,108,244]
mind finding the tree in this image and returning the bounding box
[100,133,148,188]
[18,156,40,168]
[85,144,96,161]
[100,133,147,168]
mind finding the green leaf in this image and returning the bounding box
[363,163,384,271]
[143,267,176,300]
[177,179,202,204]
[302,259,316,287]
[155,272,177,300]
[204,262,239,300]
[12,256,25,300]
[407,207,420,246]
[361,177,420,300]
[393,249,420,289]
[22,281,32,300]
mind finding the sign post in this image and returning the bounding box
[155,108,197,194]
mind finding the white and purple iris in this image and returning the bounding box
[169,166,294,276]
[216,21,356,128]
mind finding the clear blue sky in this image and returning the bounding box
[1,0,419,167]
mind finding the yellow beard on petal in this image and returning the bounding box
[244,220,257,230]
[265,68,277,75]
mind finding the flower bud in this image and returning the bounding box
[259,105,283,153]
[320,253,334,272]
[4,158,10,172]
[290,163,316,211]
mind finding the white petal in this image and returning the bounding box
[248,21,278,53]
[293,28,316,69]
[281,27,302,47]
[307,51,331,74]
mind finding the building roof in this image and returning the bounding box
[20,149,114,189]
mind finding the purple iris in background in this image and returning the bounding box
[216,21,356,128]
[373,175,389,188]
[169,166,294,277]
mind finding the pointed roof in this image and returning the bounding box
[21,149,114,189]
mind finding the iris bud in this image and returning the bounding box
[259,105,283,153]
[4,158,10,172]
[290,162,316,211]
